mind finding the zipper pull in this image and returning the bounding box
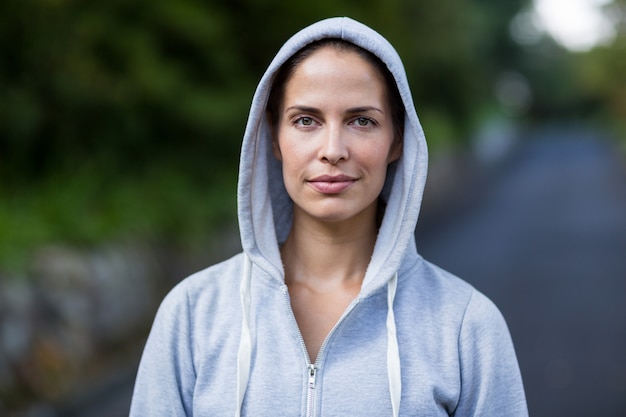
[306,364,318,417]
[308,364,317,388]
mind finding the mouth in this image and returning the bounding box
[307,174,357,194]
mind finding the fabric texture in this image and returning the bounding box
[130,16,528,416]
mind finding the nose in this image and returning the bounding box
[319,123,348,164]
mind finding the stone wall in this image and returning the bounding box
[0,243,161,415]
[0,227,241,416]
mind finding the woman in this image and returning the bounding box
[130,17,527,416]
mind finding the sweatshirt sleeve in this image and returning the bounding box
[129,283,196,417]
[454,290,528,417]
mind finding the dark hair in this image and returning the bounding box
[266,38,405,143]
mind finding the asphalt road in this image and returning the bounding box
[416,126,626,416]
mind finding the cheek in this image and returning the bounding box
[276,141,295,168]
[281,159,303,202]
[277,144,306,186]
[363,143,397,170]
[276,136,315,169]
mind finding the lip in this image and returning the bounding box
[307,174,357,194]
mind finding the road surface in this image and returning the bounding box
[417,126,626,416]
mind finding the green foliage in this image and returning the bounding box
[0,162,237,272]
[0,0,530,173]
[576,2,626,124]
[0,0,532,270]
[514,0,626,141]
[0,0,252,176]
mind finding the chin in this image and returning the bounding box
[298,202,377,225]
[305,210,352,223]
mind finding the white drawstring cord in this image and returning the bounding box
[387,273,401,417]
[236,257,400,416]
[235,254,253,417]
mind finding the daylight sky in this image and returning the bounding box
[532,0,615,51]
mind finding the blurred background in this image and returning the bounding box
[1,0,625,416]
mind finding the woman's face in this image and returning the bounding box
[273,46,401,225]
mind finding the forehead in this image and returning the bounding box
[283,47,388,106]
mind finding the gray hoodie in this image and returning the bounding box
[130,17,528,416]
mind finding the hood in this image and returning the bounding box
[237,17,428,297]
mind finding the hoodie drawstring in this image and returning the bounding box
[236,254,253,417]
[236,259,401,417]
[387,273,401,417]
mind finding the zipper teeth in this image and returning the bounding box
[282,286,361,417]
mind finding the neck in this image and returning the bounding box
[280,205,379,289]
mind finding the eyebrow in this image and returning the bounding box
[346,106,385,115]
[284,105,385,115]
[284,105,320,114]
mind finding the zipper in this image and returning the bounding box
[282,285,361,417]
[306,364,317,417]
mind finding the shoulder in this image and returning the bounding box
[144,252,247,366]
[398,258,526,411]
[398,257,476,314]
[130,253,248,415]
[396,256,511,338]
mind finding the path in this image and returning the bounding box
[416,125,626,416]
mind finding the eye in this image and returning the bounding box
[295,116,315,126]
[353,117,375,127]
